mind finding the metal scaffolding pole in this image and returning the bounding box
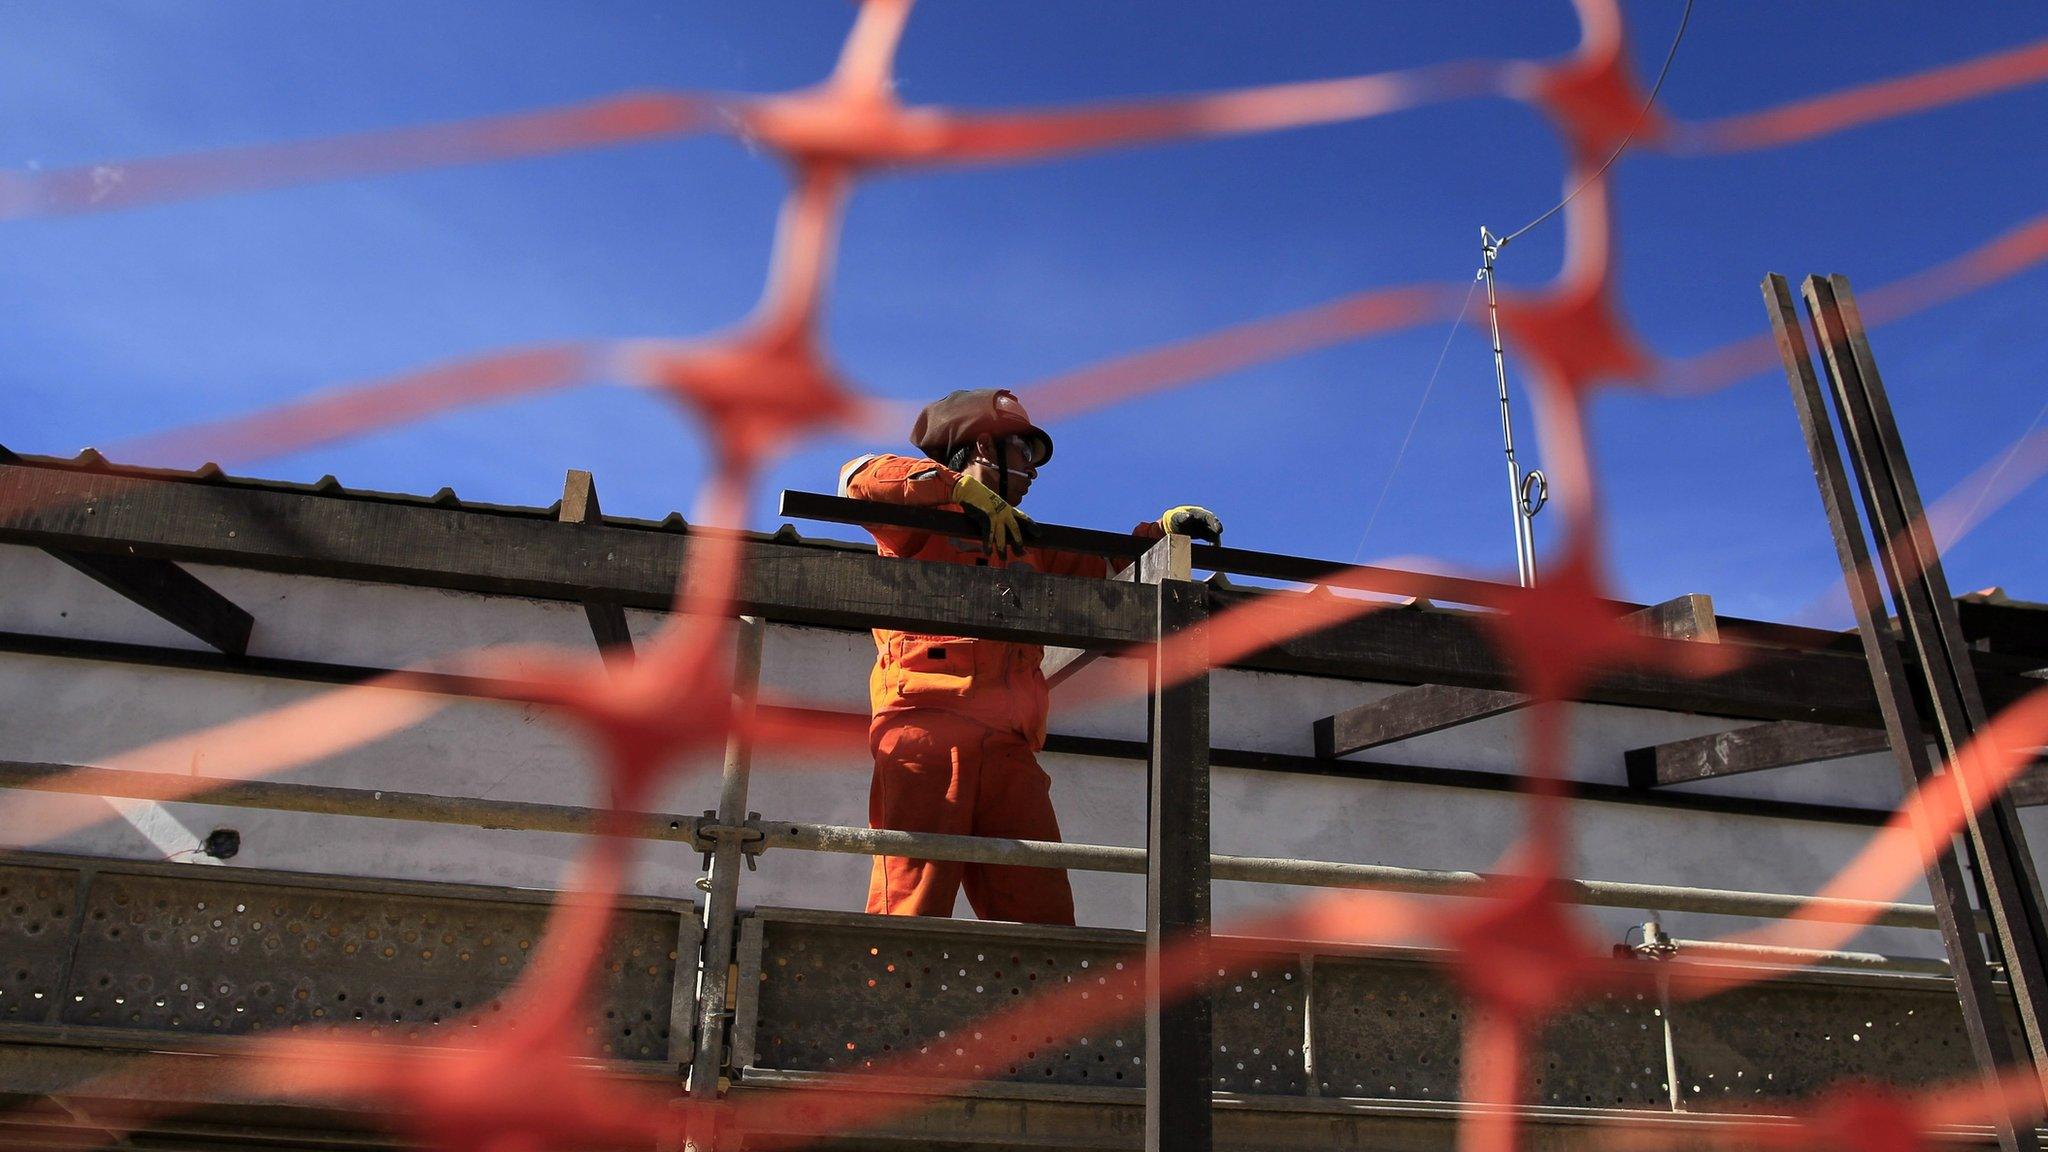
[1663,937,1954,977]
[0,759,1968,930]
[690,617,765,1102]
[759,819,1956,930]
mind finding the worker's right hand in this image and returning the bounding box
[953,473,1034,557]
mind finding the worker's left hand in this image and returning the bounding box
[1156,505,1222,543]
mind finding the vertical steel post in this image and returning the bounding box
[689,616,765,1098]
[1804,274,2048,1086]
[1480,228,1539,587]
[1147,577,1211,1152]
[1766,274,2035,1152]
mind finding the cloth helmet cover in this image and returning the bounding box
[909,389,1053,468]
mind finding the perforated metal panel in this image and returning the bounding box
[0,863,82,1025]
[1533,987,1672,1110]
[1307,957,1465,1101]
[1212,951,1308,1095]
[1671,973,2004,1111]
[740,911,1678,1107]
[738,910,1309,1094]
[1296,958,1672,1109]
[2,858,698,1063]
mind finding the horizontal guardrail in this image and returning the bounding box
[1,760,1958,933]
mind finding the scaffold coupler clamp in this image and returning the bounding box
[1624,915,1678,961]
[693,812,768,888]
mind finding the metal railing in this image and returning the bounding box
[0,758,1961,935]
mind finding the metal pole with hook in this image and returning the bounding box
[1479,226,1546,587]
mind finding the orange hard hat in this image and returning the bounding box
[909,389,1053,467]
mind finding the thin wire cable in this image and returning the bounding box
[1353,276,1482,561]
[1498,0,1696,249]
[1944,396,2048,552]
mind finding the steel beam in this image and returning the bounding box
[1148,577,1211,1152]
[1806,273,2048,1085]
[1769,272,2035,1151]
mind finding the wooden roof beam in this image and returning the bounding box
[1313,594,1717,759]
[47,549,252,655]
[558,469,634,666]
[1626,718,2048,798]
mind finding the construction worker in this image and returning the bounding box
[840,388,1221,925]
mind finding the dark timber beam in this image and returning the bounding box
[557,470,634,664]
[4,443,253,655]
[1314,684,1526,758]
[1313,594,1718,758]
[0,628,1904,829]
[0,459,1155,650]
[1627,721,1886,788]
[46,550,254,655]
[1626,718,2048,795]
[1043,534,1186,688]
[1958,595,2048,659]
[5,458,2039,725]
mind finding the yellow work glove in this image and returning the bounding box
[954,473,1035,556]
[1157,505,1222,543]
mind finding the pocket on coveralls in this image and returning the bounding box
[889,638,977,702]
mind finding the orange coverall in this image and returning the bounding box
[842,452,1113,925]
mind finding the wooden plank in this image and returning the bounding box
[0,460,1156,650]
[0,628,1909,829]
[2011,763,2048,808]
[1957,596,2048,659]
[1626,719,2048,793]
[1636,593,1720,642]
[46,550,253,655]
[557,470,634,664]
[1313,594,1719,757]
[1042,534,1186,688]
[1146,577,1210,1152]
[1248,593,2039,728]
[1313,684,1525,758]
[1626,721,1884,788]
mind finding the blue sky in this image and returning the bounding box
[2,2,2043,621]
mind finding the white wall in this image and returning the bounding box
[0,541,1985,959]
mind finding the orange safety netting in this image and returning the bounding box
[8,2,2048,1151]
